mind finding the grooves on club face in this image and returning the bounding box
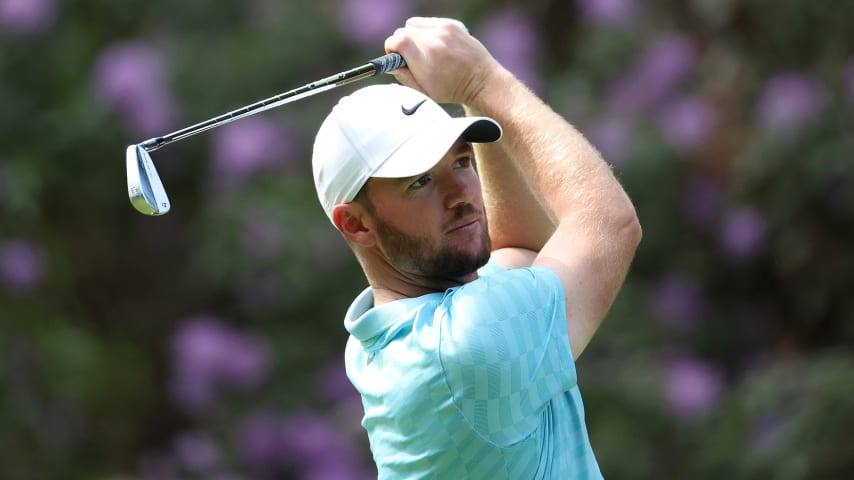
[126,144,170,215]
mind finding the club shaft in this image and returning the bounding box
[139,53,406,152]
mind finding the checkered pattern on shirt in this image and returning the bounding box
[345,265,603,479]
[438,266,577,446]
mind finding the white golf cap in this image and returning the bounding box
[312,83,502,223]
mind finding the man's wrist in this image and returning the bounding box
[463,65,522,116]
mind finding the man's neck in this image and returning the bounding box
[356,248,479,307]
[366,270,478,307]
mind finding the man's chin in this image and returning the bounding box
[440,249,491,280]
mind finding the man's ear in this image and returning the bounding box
[332,203,376,247]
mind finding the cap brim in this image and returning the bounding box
[370,116,502,179]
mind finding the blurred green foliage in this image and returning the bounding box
[1,0,852,479]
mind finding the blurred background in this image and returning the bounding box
[1,0,853,478]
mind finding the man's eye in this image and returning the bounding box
[454,157,472,169]
[410,175,431,189]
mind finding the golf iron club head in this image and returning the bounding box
[124,52,407,215]
[127,144,171,215]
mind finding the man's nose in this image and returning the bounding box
[443,172,475,209]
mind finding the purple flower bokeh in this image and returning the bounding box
[681,176,723,225]
[648,274,705,330]
[478,10,543,93]
[656,95,717,153]
[0,239,45,292]
[315,358,359,404]
[585,114,633,165]
[138,450,179,480]
[92,42,180,137]
[607,34,696,115]
[720,206,767,262]
[236,412,288,471]
[314,359,365,440]
[240,212,286,259]
[755,72,824,134]
[169,316,271,413]
[576,0,641,26]
[0,0,57,34]
[236,411,370,478]
[172,429,219,473]
[340,0,410,47]
[210,117,296,187]
[663,353,724,419]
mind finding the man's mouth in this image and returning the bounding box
[446,216,480,234]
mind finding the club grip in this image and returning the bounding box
[370,53,407,75]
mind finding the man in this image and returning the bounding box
[312,17,641,479]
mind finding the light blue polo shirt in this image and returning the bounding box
[343,262,602,479]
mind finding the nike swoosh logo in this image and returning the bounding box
[401,99,428,116]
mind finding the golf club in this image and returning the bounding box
[127,52,406,216]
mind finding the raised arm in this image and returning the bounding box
[472,68,642,359]
[470,121,555,258]
[387,18,642,359]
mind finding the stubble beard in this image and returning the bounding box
[373,206,492,282]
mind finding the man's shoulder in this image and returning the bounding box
[456,261,563,307]
[487,247,539,270]
[439,263,566,343]
[475,258,505,277]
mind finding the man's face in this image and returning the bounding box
[359,139,491,281]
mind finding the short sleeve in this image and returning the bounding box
[437,265,576,447]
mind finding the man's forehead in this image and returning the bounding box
[450,138,474,154]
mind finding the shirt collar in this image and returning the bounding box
[343,287,444,351]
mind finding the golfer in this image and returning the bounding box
[312,17,642,479]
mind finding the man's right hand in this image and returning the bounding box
[384,17,501,107]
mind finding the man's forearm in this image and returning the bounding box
[470,65,641,358]
[468,66,638,245]
[468,118,555,252]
